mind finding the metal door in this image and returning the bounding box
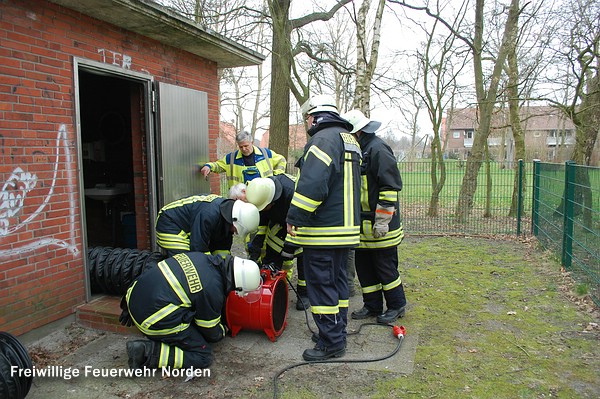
[156,82,211,205]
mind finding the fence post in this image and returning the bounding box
[516,159,524,236]
[531,160,540,236]
[562,161,575,268]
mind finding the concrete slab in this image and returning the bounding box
[20,287,416,398]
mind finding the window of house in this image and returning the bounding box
[453,131,460,138]
[465,130,474,139]
[533,131,541,137]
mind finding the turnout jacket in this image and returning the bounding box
[248,173,297,257]
[126,252,231,342]
[357,133,404,249]
[286,116,362,248]
[203,146,287,188]
[155,194,233,256]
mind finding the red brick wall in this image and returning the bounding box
[0,0,220,336]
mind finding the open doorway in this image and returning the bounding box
[78,69,151,250]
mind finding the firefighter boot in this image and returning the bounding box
[303,344,346,361]
[351,306,382,320]
[126,340,157,369]
[296,295,310,310]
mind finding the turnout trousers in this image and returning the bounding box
[355,246,406,312]
[303,247,349,350]
[144,326,214,369]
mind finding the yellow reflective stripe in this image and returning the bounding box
[339,299,349,308]
[138,322,190,336]
[383,276,402,291]
[291,226,359,235]
[344,152,355,226]
[291,191,321,213]
[358,224,404,248]
[140,303,180,329]
[362,283,383,294]
[156,232,190,251]
[211,250,230,258]
[360,175,370,211]
[194,315,221,328]
[257,225,268,234]
[158,343,170,367]
[306,145,332,166]
[173,347,184,369]
[158,261,191,307]
[297,278,306,287]
[160,195,218,211]
[311,305,339,314]
[288,233,360,247]
[379,190,398,202]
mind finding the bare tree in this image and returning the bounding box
[267,0,353,159]
[543,0,599,227]
[414,7,469,216]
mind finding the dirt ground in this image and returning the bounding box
[17,236,600,398]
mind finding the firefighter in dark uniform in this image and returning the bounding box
[245,176,307,309]
[120,252,261,369]
[155,194,259,258]
[342,109,407,324]
[286,94,361,361]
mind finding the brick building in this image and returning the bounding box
[444,106,581,163]
[0,0,263,336]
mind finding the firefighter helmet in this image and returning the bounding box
[300,94,338,117]
[246,178,276,211]
[231,200,260,238]
[342,109,381,134]
[233,257,261,297]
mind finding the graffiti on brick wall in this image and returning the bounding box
[0,124,79,257]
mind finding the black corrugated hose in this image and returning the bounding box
[0,332,33,399]
[87,247,164,295]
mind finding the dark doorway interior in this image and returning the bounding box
[78,70,139,248]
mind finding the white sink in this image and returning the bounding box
[85,184,131,202]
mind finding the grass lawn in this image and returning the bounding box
[373,236,599,399]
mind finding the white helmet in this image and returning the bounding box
[342,109,381,134]
[231,200,260,238]
[300,94,338,117]
[246,178,276,211]
[233,257,261,297]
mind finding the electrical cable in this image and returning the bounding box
[274,274,406,399]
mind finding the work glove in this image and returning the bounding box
[118,295,133,327]
[373,204,395,238]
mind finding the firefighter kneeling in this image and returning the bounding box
[119,252,261,370]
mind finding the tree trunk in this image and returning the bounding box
[505,4,526,218]
[455,0,520,223]
[267,0,292,159]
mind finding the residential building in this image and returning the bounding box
[444,106,578,163]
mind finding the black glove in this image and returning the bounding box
[118,295,133,327]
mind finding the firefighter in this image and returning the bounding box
[245,176,307,310]
[199,130,287,189]
[155,194,259,258]
[342,109,407,324]
[120,252,261,370]
[286,94,361,361]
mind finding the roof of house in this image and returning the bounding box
[48,0,265,68]
[448,106,576,131]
